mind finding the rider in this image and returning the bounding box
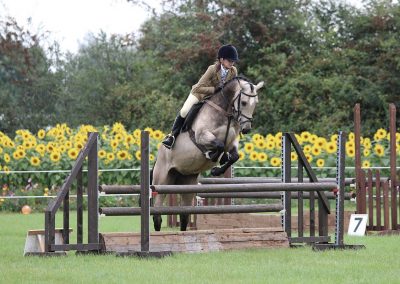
[162,44,239,149]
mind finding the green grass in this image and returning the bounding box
[1,212,400,284]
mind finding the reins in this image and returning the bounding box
[206,76,258,147]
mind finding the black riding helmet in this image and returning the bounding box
[218,44,239,62]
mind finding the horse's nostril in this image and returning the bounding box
[242,128,251,134]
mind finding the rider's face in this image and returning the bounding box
[220,58,235,69]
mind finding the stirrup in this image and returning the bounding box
[162,135,175,149]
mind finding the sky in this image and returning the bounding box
[0,0,161,53]
[1,0,364,54]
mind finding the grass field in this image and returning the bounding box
[1,212,400,284]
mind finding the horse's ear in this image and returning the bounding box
[255,81,264,91]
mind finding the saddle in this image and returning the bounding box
[181,100,207,132]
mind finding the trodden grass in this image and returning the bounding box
[1,212,400,284]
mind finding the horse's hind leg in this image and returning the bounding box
[152,163,177,231]
[176,174,198,231]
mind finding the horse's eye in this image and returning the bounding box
[241,101,247,107]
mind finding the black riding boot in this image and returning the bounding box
[162,114,185,149]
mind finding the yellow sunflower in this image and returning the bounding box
[346,147,355,157]
[30,156,41,167]
[374,144,385,157]
[305,153,313,163]
[117,150,129,160]
[362,138,372,148]
[12,151,20,160]
[304,145,312,153]
[50,151,61,163]
[325,141,337,154]
[133,129,141,139]
[98,150,107,159]
[316,158,325,168]
[270,157,281,167]
[257,152,268,162]
[275,140,282,149]
[114,133,123,142]
[68,148,79,160]
[252,133,263,143]
[4,154,10,163]
[135,150,141,160]
[362,160,371,168]
[3,166,10,174]
[152,130,164,140]
[375,128,387,140]
[110,139,119,149]
[311,145,322,156]
[255,139,266,149]
[316,137,327,149]
[363,148,370,157]
[238,150,245,161]
[291,152,298,161]
[249,151,258,161]
[144,127,154,137]
[244,143,254,153]
[266,141,275,150]
[125,135,135,145]
[107,152,115,162]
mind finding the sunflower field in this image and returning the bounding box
[0,123,399,211]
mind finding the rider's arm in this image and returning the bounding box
[191,65,218,100]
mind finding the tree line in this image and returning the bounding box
[1,0,399,136]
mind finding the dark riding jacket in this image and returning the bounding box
[191,63,237,101]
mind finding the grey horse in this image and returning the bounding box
[152,77,264,231]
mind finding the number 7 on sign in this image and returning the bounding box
[348,214,368,236]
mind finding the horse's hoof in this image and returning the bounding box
[211,167,223,176]
[153,215,162,231]
[180,214,189,231]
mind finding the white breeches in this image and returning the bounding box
[180,93,199,118]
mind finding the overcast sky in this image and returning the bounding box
[1,0,160,53]
[1,0,365,54]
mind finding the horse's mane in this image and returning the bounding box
[214,75,254,96]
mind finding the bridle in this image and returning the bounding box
[207,77,258,146]
[231,79,258,126]
[189,76,259,156]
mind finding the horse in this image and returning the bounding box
[152,76,264,231]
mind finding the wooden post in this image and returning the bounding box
[354,104,362,213]
[389,104,397,230]
[140,131,150,252]
[375,171,381,230]
[335,131,346,246]
[383,181,390,230]
[297,160,304,238]
[367,169,373,230]
[282,134,292,238]
[87,133,99,247]
[77,166,83,245]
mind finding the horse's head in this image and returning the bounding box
[232,78,264,134]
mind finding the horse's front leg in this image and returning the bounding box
[211,144,239,177]
[195,129,225,162]
[153,193,166,231]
